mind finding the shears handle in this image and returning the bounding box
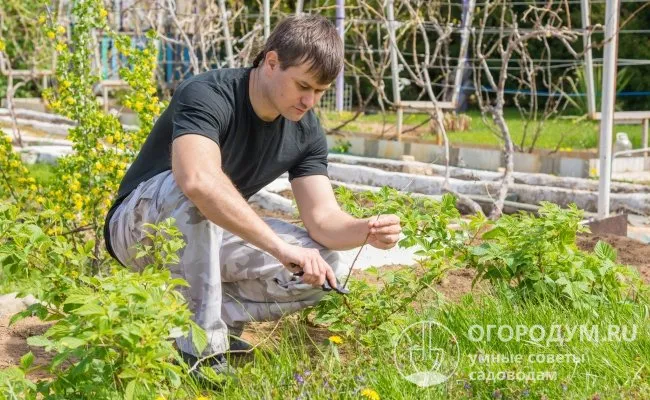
[290,263,350,295]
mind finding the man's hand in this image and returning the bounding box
[367,214,401,250]
[276,243,337,289]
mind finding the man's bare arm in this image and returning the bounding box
[292,175,401,251]
[171,134,337,287]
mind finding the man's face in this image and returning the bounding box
[263,52,332,121]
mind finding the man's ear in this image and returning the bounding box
[265,50,279,71]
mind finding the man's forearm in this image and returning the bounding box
[179,170,285,258]
[306,209,371,251]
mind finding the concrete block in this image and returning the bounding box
[559,157,589,178]
[513,152,541,173]
[459,147,501,171]
[377,139,404,159]
[19,145,73,164]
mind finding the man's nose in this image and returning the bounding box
[301,92,315,108]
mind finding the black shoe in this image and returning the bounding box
[228,335,253,353]
[179,350,237,386]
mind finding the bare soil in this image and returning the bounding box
[0,315,52,380]
[577,233,650,285]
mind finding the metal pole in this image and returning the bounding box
[597,0,620,219]
[335,0,345,112]
[451,0,475,108]
[580,0,597,118]
[218,0,234,67]
[386,0,402,139]
[263,0,271,39]
[295,0,304,16]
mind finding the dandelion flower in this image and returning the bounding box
[329,335,344,344]
[361,388,380,400]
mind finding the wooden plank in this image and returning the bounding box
[99,79,128,88]
[592,111,650,121]
[398,100,455,111]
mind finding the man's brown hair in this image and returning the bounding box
[252,14,343,84]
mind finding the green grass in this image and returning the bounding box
[185,288,650,399]
[26,162,56,185]
[321,109,647,151]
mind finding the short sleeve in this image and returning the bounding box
[288,124,329,180]
[171,81,231,145]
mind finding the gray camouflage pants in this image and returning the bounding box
[109,170,346,356]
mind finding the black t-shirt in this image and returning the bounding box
[103,67,329,259]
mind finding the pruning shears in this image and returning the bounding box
[290,263,350,295]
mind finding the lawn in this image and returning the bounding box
[320,109,647,152]
[194,287,650,399]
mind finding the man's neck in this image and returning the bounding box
[249,67,280,122]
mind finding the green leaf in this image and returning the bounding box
[59,336,86,349]
[189,321,208,355]
[26,336,53,348]
[74,303,104,316]
[124,380,137,400]
[19,352,34,370]
[481,226,507,240]
[594,241,617,262]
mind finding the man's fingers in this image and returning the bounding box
[302,260,315,285]
[370,225,402,235]
[370,234,399,248]
[370,215,400,226]
[316,259,327,286]
[325,265,337,289]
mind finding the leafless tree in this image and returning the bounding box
[472,0,579,217]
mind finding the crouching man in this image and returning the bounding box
[104,14,401,376]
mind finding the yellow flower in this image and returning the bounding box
[29,184,38,192]
[133,101,143,112]
[61,79,71,88]
[106,135,114,144]
[47,31,56,40]
[38,15,47,24]
[329,335,344,344]
[361,388,380,400]
[56,25,66,34]
[66,97,76,105]
[154,396,166,400]
[124,99,132,108]
[195,396,210,400]
[56,42,66,53]
[0,40,5,52]
[99,8,108,18]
